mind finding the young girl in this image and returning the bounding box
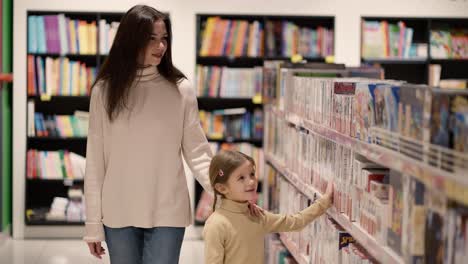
[203,150,333,264]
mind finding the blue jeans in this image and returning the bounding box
[104,225,185,264]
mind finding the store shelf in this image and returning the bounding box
[28,95,91,101]
[362,58,427,64]
[207,137,262,145]
[28,136,87,141]
[196,56,264,67]
[265,153,404,264]
[197,97,262,111]
[264,56,325,62]
[27,178,84,185]
[27,52,98,58]
[429,58,468,63]
[268,107,468,205]
[26,220,84,226]
[278,233,309,264]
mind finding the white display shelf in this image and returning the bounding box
[279,233,309,264]
[265,153,404,264]
[268,106,468,205]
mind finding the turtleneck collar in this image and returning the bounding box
[136,66,160,82]
[220,198,250,214]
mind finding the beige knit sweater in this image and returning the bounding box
[83,67,213,242]
[203,197,332,264]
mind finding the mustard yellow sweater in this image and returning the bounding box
[203,197,332,264]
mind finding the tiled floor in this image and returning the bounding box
[0,235,205,264]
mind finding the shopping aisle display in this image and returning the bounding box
[263,64,468,263]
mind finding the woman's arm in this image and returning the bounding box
[180,80,213,193]
[83,86,106,242]
[263,182,333,233]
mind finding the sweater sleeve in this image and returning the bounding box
[180,80,213,194]
[83,85,106,242]
[263,196,332,233]
[202,218,226,264]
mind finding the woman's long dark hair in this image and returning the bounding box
[94,5,186,121]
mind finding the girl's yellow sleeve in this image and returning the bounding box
[263,196,332,233]
[203,217,226,264]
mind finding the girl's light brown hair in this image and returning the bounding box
[209,150,256,211]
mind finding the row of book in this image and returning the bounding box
[27,108,89,138]
[196,65,262,97]
[431,29,468,59]
[27,55,97,96]
[262,61,384,106]
[278,71,468,161]
[199,17,263,57]
[28,14,99,55]
[265,114,468,263]
[265,21,334,58]
[98,19,120,55]
[26,150,86,180]
[267,167,376,263]
[199,108,263,140]
[361,20,427,59]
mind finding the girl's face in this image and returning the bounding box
[218,160,258,203]
[141,19,168,66]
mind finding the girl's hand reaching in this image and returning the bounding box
[324,180,334,202]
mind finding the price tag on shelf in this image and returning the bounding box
[252,94,262,104]
[325,55,335,63]
[40,94,52,101]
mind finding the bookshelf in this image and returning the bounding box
[263,66,468,263]
[361,16,468,85]
[22,10,125,237]
[193,13,335,225]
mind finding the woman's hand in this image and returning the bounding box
[247,202,265,217]
[86,242,106,259]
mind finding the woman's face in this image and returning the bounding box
[141,19,168,66]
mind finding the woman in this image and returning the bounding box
[83,5,260,264]
[83,5,213,264]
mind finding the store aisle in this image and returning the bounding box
[0,235,205,264]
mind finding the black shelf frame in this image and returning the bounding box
[207,138,263,146]
[361,16,468,84]
[26,220,85,226]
